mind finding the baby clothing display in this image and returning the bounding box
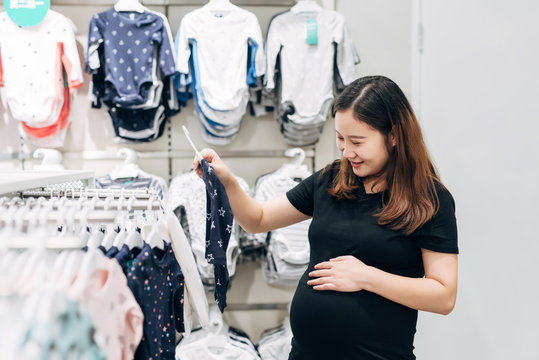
[86,6,179,143]
[0,10,83,148]
[175,2,265,145]
[166,170,246,289]
[265,3,359,145]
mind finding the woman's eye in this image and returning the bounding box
[352,142,361,145]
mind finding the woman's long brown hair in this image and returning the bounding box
[328,76,442,235]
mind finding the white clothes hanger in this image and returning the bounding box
[146,225,165,250]
[276,148,312,180]
[49,250,70,289]
[291,0,322,14]
[125,227,144,250]
[109,148,141,180]
[203,303,229,348]
[206,0,234,12]
[138,194,165,250]
[101,224,118,250]
[114,0,145,13]
[124,210,144,250]
[69,247,107,299]
[32,148,65,171]
[111,194,134,248]
[157,216,170,243]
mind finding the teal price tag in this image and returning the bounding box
[5,0,50,27]
[305,18,318,45]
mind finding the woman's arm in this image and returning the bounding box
[194,149,311,233]
[307,249,458,315]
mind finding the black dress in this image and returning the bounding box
[285,163,458,360]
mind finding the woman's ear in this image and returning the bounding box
[390,132,397,147]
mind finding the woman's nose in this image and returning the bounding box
[342,146,354,159]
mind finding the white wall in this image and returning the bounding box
[415,1,539,359]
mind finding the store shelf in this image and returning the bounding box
[0,170,95,195]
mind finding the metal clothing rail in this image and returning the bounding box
[8,198,161,211]
[19,187,159,200]
[61,149,316,160]
[0,210,119,226]
[5,188,163,210]
[226,302,290,311]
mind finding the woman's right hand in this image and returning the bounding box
[193,148,234,188]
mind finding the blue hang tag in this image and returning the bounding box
[305,18,318,45]
[5,0,50,27]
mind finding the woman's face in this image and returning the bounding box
[335,108,392,179]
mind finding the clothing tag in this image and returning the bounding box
[305,18,318,45]
[130,13,135,20]
[5,0,50,27]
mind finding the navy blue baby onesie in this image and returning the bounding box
[114,244,141,275]
[127,242,184,360]
[88,7,176,107]
[200,159,234,312]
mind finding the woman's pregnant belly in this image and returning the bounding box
[289,271,418,359]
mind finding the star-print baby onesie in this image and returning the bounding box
[87,7,176,107]
[200,158,234,312]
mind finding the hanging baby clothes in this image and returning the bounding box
[166,170,245,290]
[0,10,83,147]
[199,158,234,312]
[176,323,261,359]
[68,252,144,360]
[86,7,179,142]
[175,3,265,145]
[258,320,293,360]
[265,6,359,145]
[253,170,311,286]
[114,243,142,274]
[18,292,105,360]
[127,242,185,360]
[95,168,168,200]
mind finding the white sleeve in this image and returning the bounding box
[334,16,360,86]
[264,16,282,90]
[167,213,210,328]
[175,17,192,75]
[151,9,177,65]
[62,17,84,89]
[182,287,193,335]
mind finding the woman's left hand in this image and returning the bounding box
[307,255,373,292]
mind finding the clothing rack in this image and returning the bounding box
[61,149,316,160]
[0,210,119,227]
[6,188,163,210]
[20,187,158,200]
[0,170,95,196]
[0,188,162,223]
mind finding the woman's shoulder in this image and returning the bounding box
[433,180,456,210]
[317,160,341,180]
